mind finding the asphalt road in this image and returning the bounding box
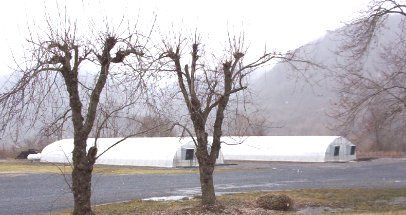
[1,158,406,214]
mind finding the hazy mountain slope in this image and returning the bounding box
[251,15,403,135]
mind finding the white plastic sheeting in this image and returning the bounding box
[220,136,356,162]
[27,153,41,160]
[39,136,355,167]
[40,137,225,167]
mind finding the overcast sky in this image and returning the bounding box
[0,0,370,75]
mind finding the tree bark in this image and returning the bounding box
[194,130,217,205]
[71,137,95,215]
[72,167,93,215]
[199,164,216,205]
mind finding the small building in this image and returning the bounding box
[38,137,225,168]
[220,136,356,162]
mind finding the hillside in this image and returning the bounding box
[250,15,403,136]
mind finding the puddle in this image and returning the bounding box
[173,187,201,196]
[389,197,406,206]
[172,183,281,197]
[143,195,192,201]
[215,183,280,190]
[298,206,351,214]
[374,196,406,206]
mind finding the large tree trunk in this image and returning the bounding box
[199,164,216,205]
[195,131,217,206]
[71,137,95,215]
[72,167,93,214]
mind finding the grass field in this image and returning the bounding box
[0,160,199,175]
[49,188,406,214]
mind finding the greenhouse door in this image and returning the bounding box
[185,148,194,166]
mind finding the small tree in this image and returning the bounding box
[0,21,146,214]
[160,35,298,206]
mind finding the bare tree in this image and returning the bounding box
[340,0,405,59]
[349,103,406,152]
[225,112,267,136]
[335,39,406,127]
[159,34,301,206]
[0,19,146,214]
[136,114,176,137]
[334,0,405,151]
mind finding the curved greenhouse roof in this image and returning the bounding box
[36,136,355,167]
[39,137,224,167]
[220,136,356,162]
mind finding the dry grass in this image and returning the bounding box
[0,160,243,175]
[0,160,199,175]
[83,188,406,214]
[0,160,72,174]
[357,151,406,158]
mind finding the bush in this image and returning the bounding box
[256,194,294,211]
[0,148,18,159]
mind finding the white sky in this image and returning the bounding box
[0,0,370,75]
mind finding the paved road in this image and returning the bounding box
[1,158,406,214]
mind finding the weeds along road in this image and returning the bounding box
[1,158,406,214]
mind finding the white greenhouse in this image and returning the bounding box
[220,136,356,162]
[37,137,225,168]
[33,136,356,167]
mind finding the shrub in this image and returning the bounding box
[256,194,294,211]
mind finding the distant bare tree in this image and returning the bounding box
[159,33,305,206]
[335,39,406,126]
[351,103,406,152]
[137,114,176,137]
[340,0,405,59]
[334,0,406,151]
[0,18,147,215]
[225,112,267,136]
[365,106,389,150]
